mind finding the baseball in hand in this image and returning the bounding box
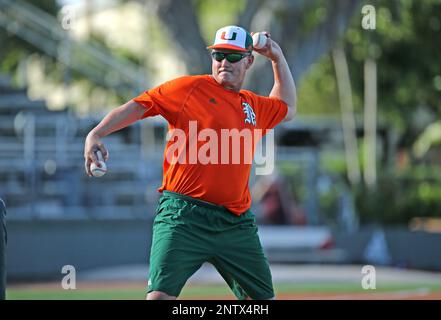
[90,150,107,177]
[252,32,267,50]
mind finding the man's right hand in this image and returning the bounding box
[84,132,109,177]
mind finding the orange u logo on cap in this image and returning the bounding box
[220,31,237,41]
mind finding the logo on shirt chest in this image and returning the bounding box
[242,102,256,126]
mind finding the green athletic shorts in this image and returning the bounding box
[147,190,274,300]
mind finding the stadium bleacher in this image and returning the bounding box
[0,74,163,219]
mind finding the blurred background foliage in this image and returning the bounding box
[355,167,441,225]
[296,0,441,225]
[0,0,59,73]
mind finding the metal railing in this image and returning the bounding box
[0,0,148,98]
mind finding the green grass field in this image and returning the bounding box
[7,282,441,300]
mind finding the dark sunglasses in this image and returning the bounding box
[211,51,251,63]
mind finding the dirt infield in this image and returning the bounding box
[7,264,441,300]
[7,280,441,300]
[204,291,441,300]
[192,293,441,300]
[278,292,441,300]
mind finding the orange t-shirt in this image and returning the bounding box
[133,75,287,215]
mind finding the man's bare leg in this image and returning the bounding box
[146,291,177,300]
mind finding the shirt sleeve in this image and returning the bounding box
[243,91,288,130]
[132,76,196,125]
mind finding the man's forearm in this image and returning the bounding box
[89,100,146,138]
[270,55,297,113]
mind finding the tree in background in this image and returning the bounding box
[342,0,441,224]
[148,0,361,93]
[0,0,58,75]
[2,0,361,105]
[299,0,441,149]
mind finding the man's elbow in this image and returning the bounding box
[128,100,147,120]
[283,104,296,122]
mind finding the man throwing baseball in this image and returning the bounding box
[84,25,296,300]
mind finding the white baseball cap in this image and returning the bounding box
[207,25,253,52]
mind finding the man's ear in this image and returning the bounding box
[246,55,254,69]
